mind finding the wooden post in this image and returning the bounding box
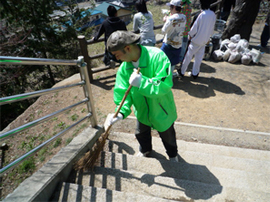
[78,35,93,81]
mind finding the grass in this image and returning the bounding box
[17,157,36,174]
[70,114,79,121]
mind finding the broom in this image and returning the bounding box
[75,68,140,171]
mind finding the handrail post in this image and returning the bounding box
[78,35,93,81]
[77,56,97,128]
[0,143,9,198]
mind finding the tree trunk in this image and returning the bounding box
[222,0,262,41]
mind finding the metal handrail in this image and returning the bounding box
[0,81,85,105]
[0,56,79,66]
[0,98,89,142]
[0,113,91,176]
[0,56,97,176]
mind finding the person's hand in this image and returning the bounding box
[104,113,123,131]
[129,69,142,87]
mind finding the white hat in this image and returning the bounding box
[166,0,182,7]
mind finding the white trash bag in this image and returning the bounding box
[241,54,252,65]
[228,51,242,63]
[212,49,224,61]
[236,39,249,54]
[223,49,231,61]
[249,48,262,64]
[228,42,237,51]
[230,34,241,43]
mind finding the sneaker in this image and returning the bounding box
[172,72,179,78]
[169,156,179,162]
[188,71,199,79]
[136,151,151,157]
[176,69,184,78]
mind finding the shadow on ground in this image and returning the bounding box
[173,62,245,98]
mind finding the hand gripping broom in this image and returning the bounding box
[75,68,140,171]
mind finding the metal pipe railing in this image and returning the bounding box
[0,56,79,66]
[0,113,91,176]
[0,55,98,176]
[0,98,89,142]
[0,81,85,106]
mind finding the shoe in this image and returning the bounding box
[169,156,179,162]
[136,151,151,157]
[172,72,179,78]
[176,69,184,78]
[188,71,199,79]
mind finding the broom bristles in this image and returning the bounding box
[75,131,109,171]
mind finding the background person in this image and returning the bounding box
[178,0,216,79]
[220,0,236,21]
[260,12,270,48]
[133,0,156,46]
[161,0,186,73]
[92,5,127,66]
[104,30,180,162]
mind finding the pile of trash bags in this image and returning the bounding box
[212,34,262,65]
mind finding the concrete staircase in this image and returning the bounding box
[52,131,270,202]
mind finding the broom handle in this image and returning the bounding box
[113,68,141,118]
[103,68,140,134]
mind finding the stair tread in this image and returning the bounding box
[104,138,270,174]
[76,166,270,202]
[108,132,270,161]
[98,151,270,192]
[52,182,176,202]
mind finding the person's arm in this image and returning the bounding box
[138,52,173,98]
[161,15,173,33]
[189,13,200,38]
[113,64,133,119]
[93,23,105,41]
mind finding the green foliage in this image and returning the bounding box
[53,138,62,148]
[70,114,79,121]
[38,147,48,156]
[0,0,96,130]
[65,137,73,145]
[18,157,36,174]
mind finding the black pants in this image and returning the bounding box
[135,120,178,158]
[261,24,269,48]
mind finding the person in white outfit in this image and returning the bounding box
[178,0,216,79]
[133,0,156,46]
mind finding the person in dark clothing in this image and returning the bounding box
[190,0,217,28]
[220,0,235,21]
[92,5,127,66]
[260,13,270,48]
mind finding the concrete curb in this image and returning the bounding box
[3,126,103,202]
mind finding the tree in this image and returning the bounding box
[0,0,95,130]
[222,0,262,41]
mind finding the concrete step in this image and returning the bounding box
[106,132,270,165]
[110,117,270,151]
[52,182,175,202]
[97,151,270,193]
[76,166,270,202]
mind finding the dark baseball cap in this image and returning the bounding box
[107,31,141,52]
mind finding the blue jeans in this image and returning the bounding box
[135,120,178,158]
[161,43,181,66]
